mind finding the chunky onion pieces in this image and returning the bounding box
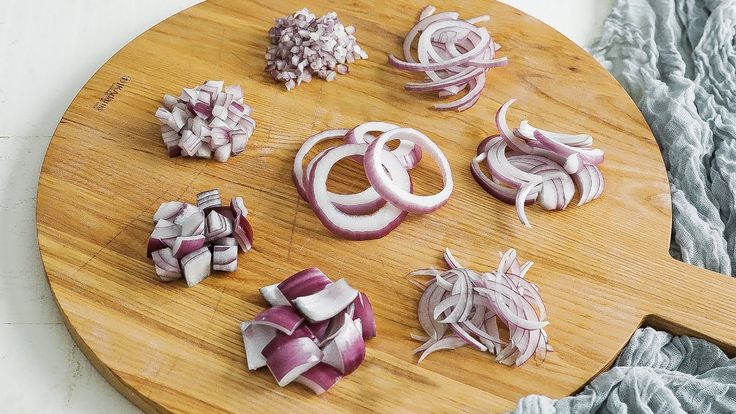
[241,268,375,394]
[293,123,453,240]
[155,80,255,161]
[411,248,551,366]
[388,5,508,111]
[266,9,368,90]
[472,99,605,227]
[148,189,253,287]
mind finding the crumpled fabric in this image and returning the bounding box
[512,1,736,412]
[592,0,736,274]
[512,328,736,413]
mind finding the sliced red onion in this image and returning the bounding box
[294,363,342,395]
[321,315,365,374]
[292,129,350,201]
[411,248,549,366]
[266,337,323,387]
[181,246,211,287]
[252,306,305,335]
[278,268,332,301]
[516,120,593,147]
[344,122,422,169]
[151,248,182,282]
[352,292,376,339]
[212,245,238,272]
[260,284,291,307]
[307,144,411,240]
[364,128,452,214]
[318,304,355,346]
[293,279,359,322]
[155,81,254,160]
[261,325,317,360]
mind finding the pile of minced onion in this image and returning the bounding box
[411,248,551,366]
[266,8,368,90]
[293,122,453,240]
[155,80,255,162]
[388,5,508,111]
[242,268,375,394]
[472,99,605,227]
[148,189,253,287]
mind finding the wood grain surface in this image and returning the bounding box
[36,0,736,412]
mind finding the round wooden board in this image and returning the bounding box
[37,0,736,412]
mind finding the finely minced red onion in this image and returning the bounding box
[154,81,255,161]
[411,248,551,366]
[472,99,605,227]
[241,269,375,394]
[266,9,368,90]
[148,190,253,287]
[388,5,508,111]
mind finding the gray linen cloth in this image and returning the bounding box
[512,0,736,412]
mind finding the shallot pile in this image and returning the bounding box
[147,189,253,287]
[266,9,368,90]
[242,268,375,394]
[472,99,605,227]
[154,80,255,161]
[388,5,508,111]
[411,248,551,366]
[293,122,453,240]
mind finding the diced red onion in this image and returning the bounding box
[252,306,305,335]
[212,245,238,272]
[321,315,365,374]
[278,268,332,301]
[352,292,376,339]
[260,283,291,307]
[181,246,212,287]
[151,248,181,282]
[172,235,206,259]
[155,81,254,160]
[266,9,367,90]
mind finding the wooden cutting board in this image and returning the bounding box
[36,0,736,412]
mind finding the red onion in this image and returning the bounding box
[266,9,367,90]
[411,248,550,366]
[472,100,605,227]
[364,128,453,214]
[307,145,410,240]
[147,189,253,286]
[242,269,374,394]
[154,81,254,161]
[344,122,422,169]
[388,6,507,111]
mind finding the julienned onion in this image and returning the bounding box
[388,5,508,111]
[411,248,552,366]
[472,99,605,227]
[241,269,375,394]
[293,123,452,240]
[148,189,253,287]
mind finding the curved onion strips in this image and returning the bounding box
[411,248,550,366]
[388,6,507,111]
[472,100,605,227]
[241,269,374,394]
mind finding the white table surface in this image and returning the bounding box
[0,1,613,412]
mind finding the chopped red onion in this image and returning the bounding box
[266,9,367,90]
[242,269,374,394]
[154,81,254,161]
[148,190,253,287]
